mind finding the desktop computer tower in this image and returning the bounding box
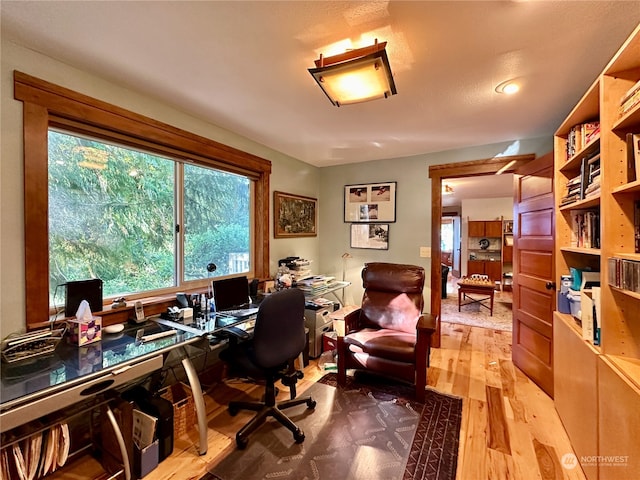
[304,307,332,358]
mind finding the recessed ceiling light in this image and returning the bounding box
[495,80,520,95]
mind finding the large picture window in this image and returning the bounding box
[48,130,252,304]
[16,71,271,329]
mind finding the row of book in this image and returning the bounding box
[560,151,600,206]
[607,257,640,293]
[619,79,640,118]
[570,210,600,249]
[626,133,640,183]
[565,121,600,160]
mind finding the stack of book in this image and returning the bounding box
[296,275,336,295]
[566,121,600,159]
[561,175,582,206]
[619,79,640,118]
[570,210,600,249]
[584,153,601,198]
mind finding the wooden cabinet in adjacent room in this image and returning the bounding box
[467,259,501,283]
[468,220,502,238]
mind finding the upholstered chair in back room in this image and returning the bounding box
[337,262,437,402]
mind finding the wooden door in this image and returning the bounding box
[485,220,503,237]
[468,221,485,237]
[512,152,556,397]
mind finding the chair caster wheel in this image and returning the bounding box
[229,405,239,416]
[293,430,305,444]
[307,399,317,409]
[236,434,248,449]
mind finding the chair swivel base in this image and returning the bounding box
[228,395,316,449]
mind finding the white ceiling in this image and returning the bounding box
[442,174,514,207]
[2,1,640,168]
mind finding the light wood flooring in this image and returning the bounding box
[54,322,586,480]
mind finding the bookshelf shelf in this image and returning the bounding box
[559,138,600,173]
[560,246,601,256]
[553,24,640,480]
[611,285,640,300]
[559,195,600,211]
[612,179,640,195]
[612,100,640,131]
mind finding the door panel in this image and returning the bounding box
[513,152,555,397]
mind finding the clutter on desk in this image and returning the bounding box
[68,300,102,346]
[1,326,66,363]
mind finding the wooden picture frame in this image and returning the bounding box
[350,223,389,250]
[274,191,317,238]
[344,182,396,222]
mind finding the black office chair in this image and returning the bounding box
[220,288,316,449]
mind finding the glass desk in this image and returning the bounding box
[0,312,255,479]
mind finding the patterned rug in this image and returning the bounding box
[202,373,462,480]
[441,278,513,331]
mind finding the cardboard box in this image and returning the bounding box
[68,316,102,346]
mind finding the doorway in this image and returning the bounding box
[428,154,534,347]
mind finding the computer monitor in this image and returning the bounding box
[212,276,250,311]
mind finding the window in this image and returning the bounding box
[48,130,252,304]
[16,71,271,329]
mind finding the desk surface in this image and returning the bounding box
[0,312,251,414]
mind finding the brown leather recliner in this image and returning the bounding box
[337,262,437,402]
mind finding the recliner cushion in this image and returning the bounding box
[344,328,416,363]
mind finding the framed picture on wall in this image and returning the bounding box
[350,223,389,250]
[344,182,396,222]
[274,191,317,238]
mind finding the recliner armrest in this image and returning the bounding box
[343,308,362,335]
[416,313,437,335]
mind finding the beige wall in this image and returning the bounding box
[317,142,552,307]
[0,39,320,336]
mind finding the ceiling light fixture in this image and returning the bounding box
[442,184,454,195]
[495,80,520,95]
[308,39,397,107]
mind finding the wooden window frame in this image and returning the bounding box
[14,71,271,330]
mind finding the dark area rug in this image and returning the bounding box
[201,373,462,480]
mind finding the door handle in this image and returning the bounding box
[545,282,556,290]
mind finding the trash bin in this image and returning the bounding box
[441,264,450,299]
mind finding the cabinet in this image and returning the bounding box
[467,219,503,283]
[553,24,640,480]
[468,220,502,237]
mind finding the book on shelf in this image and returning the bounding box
[619,79,640,117]
[607,257,640,293]
[566,121,600,160]
[627,133,640,183]
[570,210,600,249]
[636,200,640,253]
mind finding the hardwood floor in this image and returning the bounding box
[56,322,586,480]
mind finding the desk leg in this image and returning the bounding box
[181,355,208,455]
[105,405,131,480]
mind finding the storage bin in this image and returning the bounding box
[159,382,195,439]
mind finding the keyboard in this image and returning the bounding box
[220,307,259,318]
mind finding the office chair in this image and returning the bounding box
[337,262,437,402]
[220,288,316,449]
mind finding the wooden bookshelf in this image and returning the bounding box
[553,23,640,480]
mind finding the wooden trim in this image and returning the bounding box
[15,71,272,328]
[429,154,535,348]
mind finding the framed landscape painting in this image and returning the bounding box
[344,182,396,222]
[274,191,317,238]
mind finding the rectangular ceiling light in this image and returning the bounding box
[308,40,397,107]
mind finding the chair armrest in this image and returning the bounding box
[343,308,362,335]
[416,313,437,335]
